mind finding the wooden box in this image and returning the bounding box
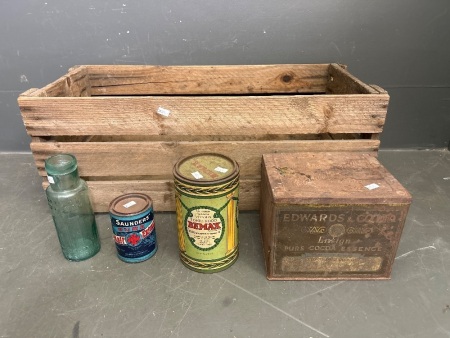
[260,152,411,280]
[18,64,389,212]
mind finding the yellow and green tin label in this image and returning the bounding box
[173,153,239,273]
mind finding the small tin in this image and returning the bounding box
[109,193,157,263]
[173,153,239,273]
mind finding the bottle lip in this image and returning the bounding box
[45,154,78,176]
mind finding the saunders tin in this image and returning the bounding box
[173,153,239,273]
[109,193,157,263]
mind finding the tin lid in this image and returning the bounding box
[173,153,239,185]
[262,152,412,204]
[109,193,152,217]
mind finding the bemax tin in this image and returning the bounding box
[173,153,239,273]
[109,193,157,263]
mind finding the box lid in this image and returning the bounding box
[262,152,411,205]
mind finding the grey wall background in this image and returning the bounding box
[1,0,449,152]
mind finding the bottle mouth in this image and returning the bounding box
[45,154,78,175]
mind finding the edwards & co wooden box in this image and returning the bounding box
[260,152,411,280]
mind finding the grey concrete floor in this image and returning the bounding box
[1,150,450,338]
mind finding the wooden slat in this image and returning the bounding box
[72,67,91,97]
[32,134,330,143]
[87,64,330,95]
[26,66,90,98]
[86,134,327,142]
[369,84,388,94]
[327,64,379,94]
[19,94,388,136]
[19,88,40,97]
[30,77,68,97]
[42,179,261,212]
[32,139,380,178]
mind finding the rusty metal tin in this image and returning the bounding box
[260,152,412,280]
[173,153,239,273]
[109,193,157,263]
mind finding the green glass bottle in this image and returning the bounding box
[45,154,100,261]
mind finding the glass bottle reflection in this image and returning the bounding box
[45,154,100,261]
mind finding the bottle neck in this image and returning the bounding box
[48,168,81,191]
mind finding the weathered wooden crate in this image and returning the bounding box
[18,64,389,212]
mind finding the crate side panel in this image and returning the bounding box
[87,64,330,95]
[31,139,380,178]
[19,95,388,136]
[327,64,378,94]
[42,179,260,212]
[65,66,91,97]
[29,66,90,98]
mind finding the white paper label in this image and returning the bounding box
[365,183,380,190]
[191,171,204,179]
[47,176,55,184]
[123,201,137,208]
[214,166,228,173]
[157,106,171,117]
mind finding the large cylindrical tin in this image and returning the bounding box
[109,193,157,263]
[173,153,239,273]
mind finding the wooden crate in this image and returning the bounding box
[260,152,411,280]
[18,64,389,212]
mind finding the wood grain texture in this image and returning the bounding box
[30,66,90,98]
[369,84,388,94]
[42,179,260,212]
[19,94,388,136]
[327,64,380,94]
[31,139,380,178]
[87,64,330,95]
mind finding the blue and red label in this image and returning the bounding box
[110,209,157,262]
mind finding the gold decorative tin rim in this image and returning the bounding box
[173,153,239,187]
[174,175,239,196]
